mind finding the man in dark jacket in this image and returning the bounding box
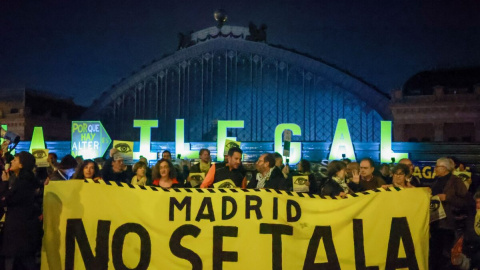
[247,153,286,190]
[430,157,470,270]
[201,147,245,188]
[101,151,132,183]
[348,158,386,192]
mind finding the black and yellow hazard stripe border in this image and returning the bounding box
[81,179,404,199]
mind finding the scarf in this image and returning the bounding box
[199,161,211,174]
[256,167,274,188]
[332,176,349,193]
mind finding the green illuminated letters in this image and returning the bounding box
[133,120,158,161]
[29,126,46,153]
[329,119,356,161]
[274,124,302,164]
[175,119,199,159]
[217,121,244,162]
[380,121,408,163]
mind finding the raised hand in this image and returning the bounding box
[351,170,360,184]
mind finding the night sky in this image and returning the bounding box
[1,0,479,107]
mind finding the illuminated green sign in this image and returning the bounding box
[175,119,198,159]
[133,120,158,161]
[380,121,408,163]
[71,121,111,159]
[328,119,355,161]
[64,118,407,163]
[29,127,46,153]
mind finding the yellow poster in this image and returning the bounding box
[32,148,49,167]
[212,179,237,188]
[42,181,429,269]
[224,139,241,155]
[292,175,309,193]
[113,140,134,164]
[189,172,205,188]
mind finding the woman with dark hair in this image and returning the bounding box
[74,159,102,180]
[0,151,41,269]
[321,160,352,197]
[150,158,183,188]
[382,163,413,189]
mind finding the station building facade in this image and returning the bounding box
[83,25,390,145]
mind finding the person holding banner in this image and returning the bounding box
[101,150,132,184]
[430,157,470,270]
[247,153,286,189]
[348,158,386,192]
[200,147,246,188]
[186,148,211,187]
[131,161,148,186]
[382,163,414,189]
[74,159,102,180]
[0,151,40,270]
[321,160,353,197]
[399,158,421,187]
[150,158,183,188]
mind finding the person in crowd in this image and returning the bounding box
[46,152,59,176]
[273,152,284,169]
[379,163,392,184]
[381,163,414,189]
[342,158,351,165]
[0,151,40,269]
[455,189,480,270]
[201,147,246,188]
[101,150,132,183]
[429,157,470,270]
[189,148,211,174]
[131,161,148,186]
[139,156,152,181]
[94,157,106,170]
[150,158,183,188]
[321,160,352,197]
[349,158,386,192]
[187,148,212,187]
[162,150,172,160]
[74,155,84,173]
[345,162,359,183]
[161,150,187,184]
[49,154,77,181]
[247,153,286,189]
[287,159,318,194]
[74,159,102,180]
[273,152,288,178]
[398,158,421,187]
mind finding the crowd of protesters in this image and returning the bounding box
[0,142,479,269]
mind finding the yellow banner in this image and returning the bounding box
[42,181,430,269]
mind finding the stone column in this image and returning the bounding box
[434,122,444,142]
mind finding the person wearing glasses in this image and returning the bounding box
[398,158,421,187]
[348,158,386,192]
[430,157,470,270]
[381,163,414,189]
